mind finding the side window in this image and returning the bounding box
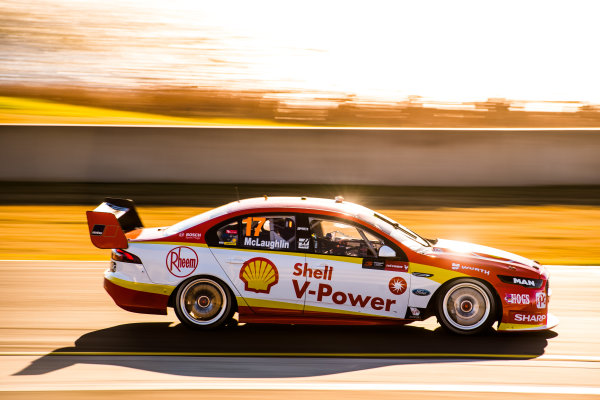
[240,215,296,252]
[363,230,385,255]
[309,218,376,258]
[215,220,239,246]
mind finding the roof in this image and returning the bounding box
[166,196,379,234]
[222,196,371,216]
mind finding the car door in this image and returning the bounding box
[302,216,410,320]
[208,213,306,315]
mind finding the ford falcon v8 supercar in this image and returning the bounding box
[86,196,558,335]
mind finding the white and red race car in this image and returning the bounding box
[86,196,558,335]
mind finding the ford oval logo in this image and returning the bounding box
[412,288,430,296]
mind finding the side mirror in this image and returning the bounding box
[378,245,396,258]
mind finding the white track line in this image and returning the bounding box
[1,382,599,395]
[1,353,599,362]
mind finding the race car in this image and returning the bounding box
[86,196,558,335]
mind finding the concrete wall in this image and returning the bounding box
[1,125,599,185]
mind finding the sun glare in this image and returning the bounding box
[1,0,599,103]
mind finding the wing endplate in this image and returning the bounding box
[86,211,128,249]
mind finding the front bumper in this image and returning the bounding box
[497,312,559,332]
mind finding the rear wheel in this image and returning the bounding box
[436,278,496,335]
[174,277,233,329]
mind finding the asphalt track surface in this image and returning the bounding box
[0,261,599,399]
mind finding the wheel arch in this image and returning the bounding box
[428,276,503,323]
[168,274,238,315]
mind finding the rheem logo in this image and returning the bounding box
[166,246,198,277]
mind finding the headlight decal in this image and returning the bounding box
[498,275,544,289]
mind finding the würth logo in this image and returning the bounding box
[166,246,198,278]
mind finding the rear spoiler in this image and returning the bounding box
[86,198,144,249]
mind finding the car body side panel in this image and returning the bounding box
[127,242,233,287]
[209,247,307,314]
[302,254,410,319]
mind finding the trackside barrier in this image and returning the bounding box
[0,125,599,185]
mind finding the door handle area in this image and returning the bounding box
[227,258,245,264]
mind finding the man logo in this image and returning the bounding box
[513,277,536,287]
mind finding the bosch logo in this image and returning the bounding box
[166,246,198,278]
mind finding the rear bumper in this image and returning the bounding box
[104,274,174,315]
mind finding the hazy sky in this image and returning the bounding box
[1,0,599,103]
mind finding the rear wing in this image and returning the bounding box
[86,198,144,249]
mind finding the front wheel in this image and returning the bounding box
[435,278,496,335]
[174,277,233,329]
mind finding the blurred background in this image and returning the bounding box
[1,0,599,126]
[0,0,599,264]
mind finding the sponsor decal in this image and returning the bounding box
[536,292,547,309]
[244,237,290,250]
[451,263,490,275]
[505,293,530,305]
[298,238,310,250]
[293,280,397,312]
[363,260,407,272]
[513,277,536,287]
[297,226,309,231]
[91,224,105,236]
[388,277,407,295]
[410,307,420,317]
[179,232,202,240]
[412,288,430,296]
[293,263,333,280]
[498,275,544,289]
[292,264,399,313]
[166,246,198,278]
[509,311,546,324]
[385,261,409,273]
[363,259,386,270]
[412,272,433,278]
[239,257,279,294]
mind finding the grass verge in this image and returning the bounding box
[0,96,301,126]
[0,205,598,265]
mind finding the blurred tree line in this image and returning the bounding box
[2,84,599,127]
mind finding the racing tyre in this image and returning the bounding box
[175,277,233,329]
[436,278,496,335]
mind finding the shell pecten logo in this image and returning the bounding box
[239,257,279,294]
